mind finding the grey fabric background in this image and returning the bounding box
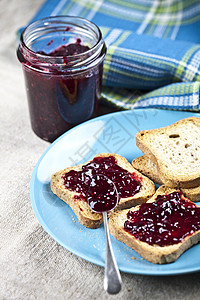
[1,1,200,299]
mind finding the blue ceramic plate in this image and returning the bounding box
[30,109,200,275]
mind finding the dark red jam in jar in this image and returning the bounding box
[62,156,142,210]
[124,191,200,247]
[17,17,106,142]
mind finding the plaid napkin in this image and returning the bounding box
[19,0,200,111]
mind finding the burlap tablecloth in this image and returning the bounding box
[1,1,200,299]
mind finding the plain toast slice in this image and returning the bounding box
[109,185,200,264]
[132,155,163,185]
[132,155,200,202]
[51,153,155,229]
[136,117,200,188]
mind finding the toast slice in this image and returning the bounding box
[109,185,200,264]
[132,155,200,202]
[132,155,163,186]
[51,153,155,229]
[136,117,200,188]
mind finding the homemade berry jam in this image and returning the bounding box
[17,16,106,142]
[38,42,90,57]
[87,174,119,213]
[62,156,142,210]
[124,191,200,247]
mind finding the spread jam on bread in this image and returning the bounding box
[51,153,155,229]
[62,156,142,203]
[124,191,200,246]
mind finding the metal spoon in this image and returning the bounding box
[87,174,122,295]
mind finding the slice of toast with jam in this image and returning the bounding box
[109,185,200,264]
[51,153,155,229]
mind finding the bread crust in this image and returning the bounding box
[51,153,155,229]
[109,185,200,264]
[132,155,200,202]
[136,117,200,188]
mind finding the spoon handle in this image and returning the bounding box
[103,212,122,295]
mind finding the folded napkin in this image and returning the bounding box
[19,0,200,111]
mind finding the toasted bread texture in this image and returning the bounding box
[132,155,163,186]
[132,155,200,202]
[136,117,200,188]
[51,153,155,229]
[109,185,200,264]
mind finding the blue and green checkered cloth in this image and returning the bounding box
[19,0,200,111]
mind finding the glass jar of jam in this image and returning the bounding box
[17,16,106,142]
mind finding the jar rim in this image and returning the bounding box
[19,15,105,68]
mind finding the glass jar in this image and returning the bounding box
[17,16,106,142]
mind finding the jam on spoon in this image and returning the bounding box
[62,155,142,293]
[87,174,122,295]
[87,174,119,213]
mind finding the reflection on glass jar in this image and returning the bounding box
[17,16,106,142]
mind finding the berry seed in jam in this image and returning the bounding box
[62,156,142,209]
[124,191,200,247]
